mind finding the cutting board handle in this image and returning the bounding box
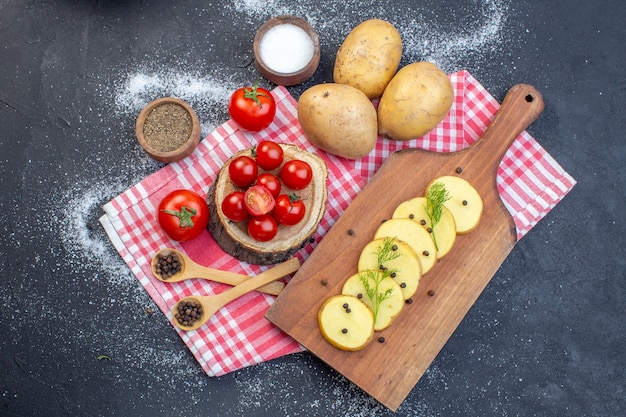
[471,84,544,182]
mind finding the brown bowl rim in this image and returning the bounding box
[253,15,321,86]
[135,97,201,163]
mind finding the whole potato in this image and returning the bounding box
[378,62,454,141]
[333,19,403,99]
[298,83,378,159]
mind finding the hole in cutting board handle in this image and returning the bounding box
[525,94,534,102]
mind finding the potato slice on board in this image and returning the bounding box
[342,272,404,331]
[374,218,437,274]
[426,176,483,234]
[318,295,375,351]
[392,197,457,258]
[357,238,422,300]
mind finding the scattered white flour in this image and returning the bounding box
[6,0,519,413]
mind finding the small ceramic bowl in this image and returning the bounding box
[253,15,320,86]
[135,97,201,163]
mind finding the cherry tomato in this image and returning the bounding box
[255,173,281,198]
[247,214,278,242]
[273,193,306,226]
[157,189,209,241]
[280,160,313,190]
[228,82,276,132]
[254,140,284,170]
[221,191,249,222]
[244,185,275,216]
[228,155,258,188]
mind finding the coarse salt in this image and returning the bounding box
[259,23,314,74]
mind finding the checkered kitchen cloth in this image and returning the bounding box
[100,70,576,376]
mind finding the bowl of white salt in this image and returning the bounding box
[253,15,320,86]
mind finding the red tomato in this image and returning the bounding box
[228,155,258,188]
[273,194,306,225]
[228,83,276,132]
[255,173,281,198]
[280,160,312,190]
[157,190,209,241]
[254,140,284,170]
[244,185,275,216]
[248,214,278,242]
[221,191,249,222]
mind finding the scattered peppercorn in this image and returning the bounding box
[456,167,463,174]
[427,227,433,233]
[428,290,435,296]
[154,252,182,279]
[400,282,406,288]
[341,328,348,334]
[145,307,153,316]
[174,299,203,327]
[321,279,328,286]
[422,250,430,256]
[409,213,415,219]
[405,298,413,304]
[378,337,386,343]
[462,200,468,206]
[392,244,398,251]
[357,293,363,299]
[347,228,354,236]
[420,219,427,225]
[390,272,397,278]
[343,303,349,309]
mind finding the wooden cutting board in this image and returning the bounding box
[266,84,545,411]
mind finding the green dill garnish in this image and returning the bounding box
[425,181,451,251]
[359,237,401,322]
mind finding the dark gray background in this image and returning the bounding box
[1,1,624,416]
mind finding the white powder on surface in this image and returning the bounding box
[259,24,315,73]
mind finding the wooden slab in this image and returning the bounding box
[266,84,545,411]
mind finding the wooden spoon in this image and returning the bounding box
[172,257,300,331]
[151,248,285,296]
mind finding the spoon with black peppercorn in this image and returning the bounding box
[151,248,285,296]
[172,257,300,331]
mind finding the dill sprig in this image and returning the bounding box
[359,237,401,321]
[425,181,451,251]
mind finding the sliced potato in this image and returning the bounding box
[357,238,421,300]
[318,294,375,351]
[342,272,404,331]
[426,176,483,234]
[374,218,437,274]
[392,197,457,258]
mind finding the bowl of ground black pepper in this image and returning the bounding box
[135,97,201,163]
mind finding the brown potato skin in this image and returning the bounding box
[333,19,403,99]
[378,62,454,141]
[298,83,378,159]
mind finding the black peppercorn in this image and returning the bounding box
[405,298,413,304]
[456,167,463,174]
[347,228,354,236]
[321,279,328,286]
[378,337,385,343]
[420,219,427,225]
[462,200,468,206]
[428,290,435,296]
[423,250,430,256]
[341,328,348,334]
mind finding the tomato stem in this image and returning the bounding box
[161,206,197,228]
[243,80,271,107]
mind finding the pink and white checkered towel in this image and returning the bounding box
[100,70,576,377]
